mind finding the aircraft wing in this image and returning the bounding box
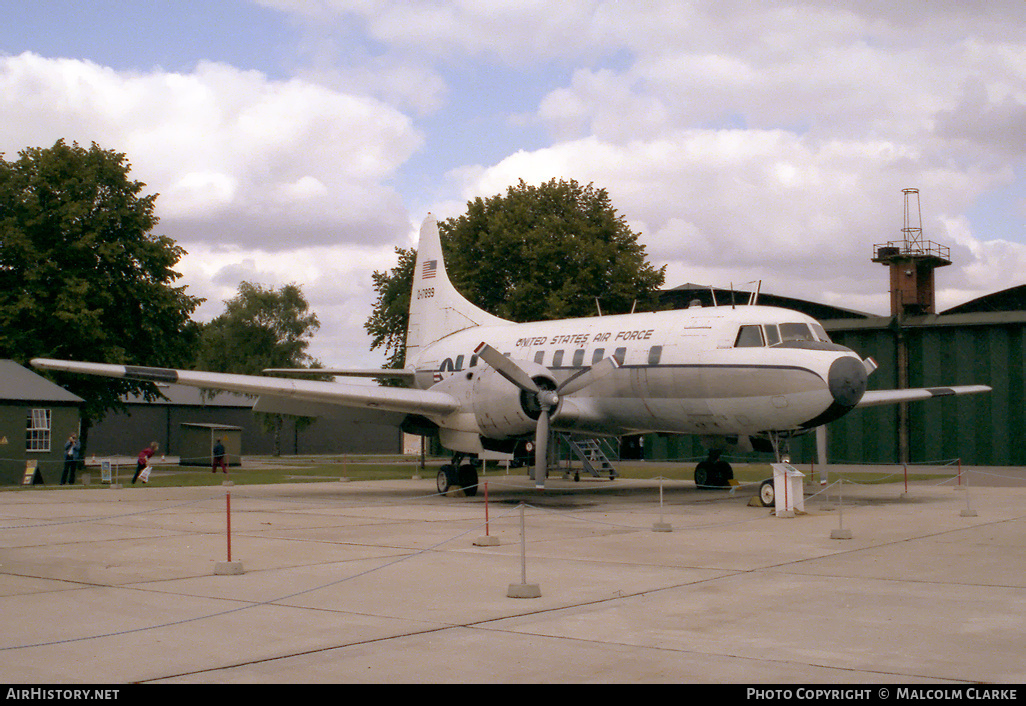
[856,385,992,407]
[262,367,417,381]
[30,358,457,418]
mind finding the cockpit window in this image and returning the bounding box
[734,325,765,347]
[779,323,815,342]
[811,323,831,342]
[764,324,781,346]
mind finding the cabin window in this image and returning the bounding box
[26,409,51,452]
[734,325,765,348]
[779,323,815,343]
[811,323,831,342]
[592,348,605,364]
[614,347,627,365]
[764,324,781,346]
[534,351,545,365]
[648,345,663,365]
[454,355,465,371]
[572,349,586,367]
[552,350,564,367]
[469,355,478,367]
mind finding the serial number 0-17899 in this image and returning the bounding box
[417,288,435,299]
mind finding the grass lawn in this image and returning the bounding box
[5,455,955,490]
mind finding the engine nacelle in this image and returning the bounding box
[470,360,557,440]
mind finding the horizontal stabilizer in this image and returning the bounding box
[856,385,991,407]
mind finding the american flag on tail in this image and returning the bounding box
[422,260,437,279]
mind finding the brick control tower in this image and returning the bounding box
[872,188,951,316]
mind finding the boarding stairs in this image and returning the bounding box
[560,435,619,480]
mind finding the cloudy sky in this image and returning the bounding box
[2,0,1024,369]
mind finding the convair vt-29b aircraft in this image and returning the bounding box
[33,215,991,497]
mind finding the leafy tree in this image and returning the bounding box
[365,247,415,373]
[442,178,665,321]
[365,178,666,372]
[0,140,202,440]
[194,281,323,454]
[195,281,321,374]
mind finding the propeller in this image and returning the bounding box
[474,343,619,489]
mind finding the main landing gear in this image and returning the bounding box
[436,453,479,497]
[694,449,733,488]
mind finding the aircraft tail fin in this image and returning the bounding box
[405,215,509,363]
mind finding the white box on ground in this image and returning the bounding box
[771,463,805,517]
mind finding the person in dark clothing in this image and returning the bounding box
[212,438,228,474]
[60,434,81,485]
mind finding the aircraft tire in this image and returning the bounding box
[437,465,456,494]
[694,463,710,488]
[759,479,775,507]
[458,464,478,497]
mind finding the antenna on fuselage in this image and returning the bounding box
[750,280,762,305]
[595,298,603,316]
[710,286,718,307]
[730,282,736,309]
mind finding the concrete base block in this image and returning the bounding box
[215,561,245,575]
[960,509,978,517]
[831,529,853,540]
[652,522,672,532]
[222,480,234,487]
[108,484,123,490]
[474,535,500,546]
[508,583,541,599]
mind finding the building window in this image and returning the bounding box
[26,408,51,452]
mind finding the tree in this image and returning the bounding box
[441,178,665,321]
[194,281,322,454]
[0,140,202,438]
[364,246,415,373]
[195,282,321,375]
[365,178,666,371]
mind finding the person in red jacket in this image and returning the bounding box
[132,442,159,484]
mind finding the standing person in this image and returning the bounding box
[211,438,228,475]
[60,433,81,485]
[132,442,158,484]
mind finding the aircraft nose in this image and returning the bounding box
[828,355,868,408]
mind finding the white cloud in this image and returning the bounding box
[178,239,405,368]
[0,52,423,250]
[450,126,1024,315]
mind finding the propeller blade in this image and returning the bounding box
[535,408,549,489]
[474,342,540,393]
[863,356,879,376]
[557,355,620,396]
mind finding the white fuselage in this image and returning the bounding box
[411,304,864,448]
